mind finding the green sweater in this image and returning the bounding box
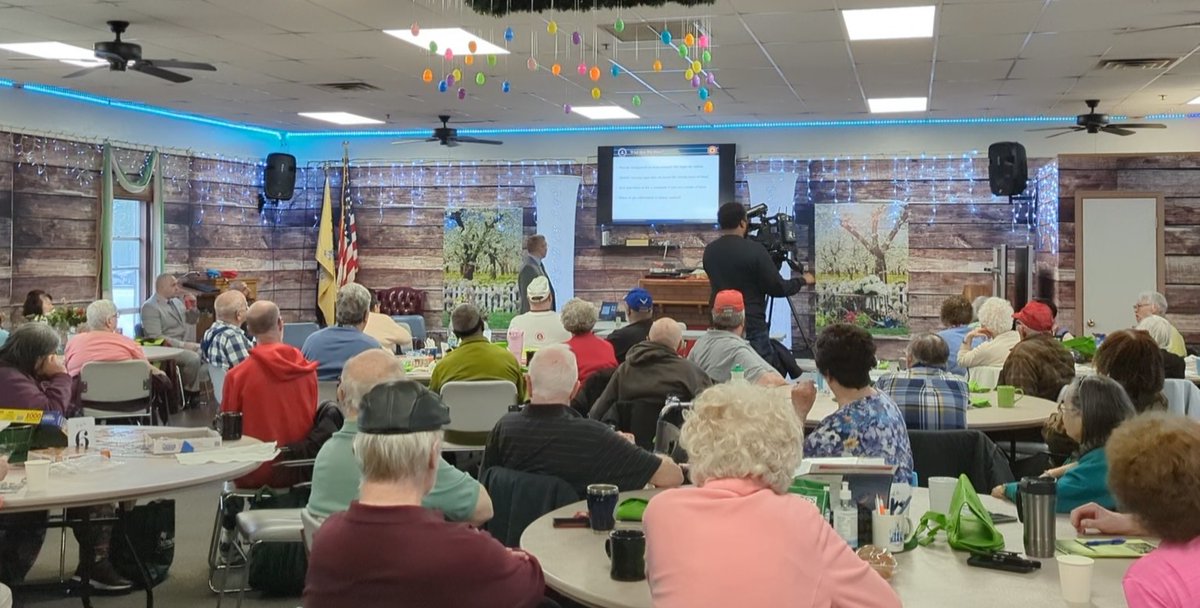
[1004,447,1114,514]
[429,336,526,402]
[306,419,481,521]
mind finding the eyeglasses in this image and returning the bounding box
[1057,401,1080,415]
[1133,302,1152,311]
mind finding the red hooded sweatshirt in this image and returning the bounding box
[222,341,319,488]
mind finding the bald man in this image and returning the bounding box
[588,318,714,447]
[222,300,319,488]
[201,290,254,371]
[141,272,204,397]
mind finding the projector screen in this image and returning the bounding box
[597,144,735,225]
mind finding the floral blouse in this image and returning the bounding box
[803,391,915,483]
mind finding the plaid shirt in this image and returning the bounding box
[874,366,969,431]
[201,320,255,370]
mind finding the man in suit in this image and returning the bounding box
[517,234,555,314]
[141,272,205,401]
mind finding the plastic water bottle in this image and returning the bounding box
[730,364,745,382]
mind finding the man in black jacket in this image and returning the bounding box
[703,202,814,374]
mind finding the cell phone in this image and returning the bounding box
[552,517,589,529]
[989,512,1018,524]
[967,551,1040,574]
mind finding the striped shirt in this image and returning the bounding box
[482,404,662,495]
[874,366,969,431]
[201,321,255,370]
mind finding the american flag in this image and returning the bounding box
[336,158,359,287]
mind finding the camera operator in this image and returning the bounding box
[703,202,814,374]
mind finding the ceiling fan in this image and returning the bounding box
[1027,99,1167,138]
[63,20,217,83]
[392,115,503,147]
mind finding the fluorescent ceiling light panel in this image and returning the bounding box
[1188,95,1200,105]
[0,41,106,67]
[298,112,384,125]
[867,97,928,113]
[842,6,936,41]
[383,28,510,55]
[570,105,639,120]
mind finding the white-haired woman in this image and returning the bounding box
[643,382,901,608]
[1137,315,1186,379]
[561,298,617,383]
[957,297,1019,369]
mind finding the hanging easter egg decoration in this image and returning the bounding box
[564,103,572,114]
[591,87,601,100]
[505,27,515,42]
[527,56,538,71]
[589,66,601,81]
[452,68,462,82]
[678,44,688,58]
[422,68,433,83]
[698,34,709,49]
[611,64,620,78]
[660,30,672,45]
[464,54,474,65]
[577,61,587,75]
[691,60,701,72]
[411,23,420,37]
[631,94,642,107]
[551,63,562,76]
[652,59,663,72]
[487,54,498,66]
[468,40,478,53]
[446,73,456,87]
[614,18,625,33]
[438,79,448,93]
[684,33,695,47]
[698,87,709,100]
[429,41,438,53]
[502,80,511,93]
[572,31,582,45]
[684,68,695,81]
[548,21,558,34]
[691,74,700,88]
[458,87,467,100]
[706,72,716,85]
[476,72,486,86]
[704,100,714,113]
[702,50,712,64]
[444,48,453,61]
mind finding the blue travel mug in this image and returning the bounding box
[586,484,619,532]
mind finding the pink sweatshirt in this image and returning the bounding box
[64,331,146,377]
[644,478,901,608]
[1124,536,1200,607]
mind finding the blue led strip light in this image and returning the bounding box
[0,78,14,88]
[285,124,665,138]
[675,116,1080,130]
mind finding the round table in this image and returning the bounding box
[521,488,1133,608]
[805,391,1058,431]
[4,426,261,513]
[140,345,187,363]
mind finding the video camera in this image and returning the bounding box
[745,203,801,271]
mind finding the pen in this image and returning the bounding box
[1082,538,1126,546]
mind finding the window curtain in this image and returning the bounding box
[100,144,163,298]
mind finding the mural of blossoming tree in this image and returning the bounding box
[814,203,910,336]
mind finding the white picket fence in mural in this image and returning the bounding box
[443,280,520,313]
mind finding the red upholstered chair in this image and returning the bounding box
[374,287,428,344]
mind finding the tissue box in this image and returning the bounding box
[143,428,222,454]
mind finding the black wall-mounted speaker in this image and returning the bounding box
[988,142,1028,196]
[264,152,296,200]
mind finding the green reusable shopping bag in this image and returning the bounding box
[908,474,1005,553]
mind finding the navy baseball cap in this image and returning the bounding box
[624,288,654,312]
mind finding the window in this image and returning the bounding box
[111,198,149,336]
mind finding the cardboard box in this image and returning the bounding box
[143,428,223,454]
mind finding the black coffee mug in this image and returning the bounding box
[604,529,646,582]
[214,412,243,441]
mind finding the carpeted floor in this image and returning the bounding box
[17,400,301,608]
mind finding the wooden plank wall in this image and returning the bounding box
[1056,153,1200,343]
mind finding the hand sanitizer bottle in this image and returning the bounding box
[833,481,858,549]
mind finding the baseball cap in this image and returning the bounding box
[713,290,745,313]
[1013,300,1054,333]
[527,276,552,302]
[624,288,654,312]
[358,380,451,435]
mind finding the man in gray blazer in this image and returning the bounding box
[141,273,205,399]
[517,234,555,314]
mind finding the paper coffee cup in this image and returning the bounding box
[1056,554,1094,603]
[928,477,957,515]
[24,458,51,493]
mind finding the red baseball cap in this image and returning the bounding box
[1013,301,1054,332]
[713,290,745,313]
